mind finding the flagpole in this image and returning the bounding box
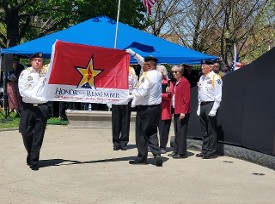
[114,0,121,49]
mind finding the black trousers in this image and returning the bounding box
[158,119,172,149]
[173,113,190,155]
[199,102,218,156]
[135,104,161,162]
[112,102,131,148]
[19,102,48,165]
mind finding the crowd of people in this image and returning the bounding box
[1,50,225,170]
[114,49,224,167]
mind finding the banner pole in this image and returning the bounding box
[114,0,121,49]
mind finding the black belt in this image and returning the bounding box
[138,104,160,108]
[201,101,214,106]
[23,102,47,107]
[32,103,47,107]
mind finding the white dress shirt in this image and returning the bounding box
[198,71,222,112]
[18,66,48,104]
[132,69,162,106]
[129,66,138,94]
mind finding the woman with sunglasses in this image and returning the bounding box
[168,65,191,158]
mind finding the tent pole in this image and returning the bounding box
[114,0,121,49]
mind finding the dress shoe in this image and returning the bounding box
[196,153,203,157]
[202,154,218,159]
[30,164,39,171]
[129,160,148,165]
[113,146,121,151]
[154,155,163,167]
[160,148,166,154]
[168,152,177,157]
[173,154,187,159]
[121,146,127,151]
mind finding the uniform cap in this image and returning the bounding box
[144,56,158,63]
[30,52,43,59]
[201,59,214,65]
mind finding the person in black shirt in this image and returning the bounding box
[183,64,200,88]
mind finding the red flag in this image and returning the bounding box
[45,40,130,104]
[143,0,156,15]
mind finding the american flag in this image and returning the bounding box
[143,0,156,15]
[232,44,242,71]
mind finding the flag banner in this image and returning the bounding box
[44,40,130,104]
[231,43,242,71]
[143,0,156,15]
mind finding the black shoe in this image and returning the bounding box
[129,160,148,165]
[202,154,218,159]
[160,148,166,154]
[30,164,39,171]
[173,154,187,159]
[168,152,177,157]
[196,153,203,157]
[121,146,127,151]
[154,155,163,167]
[113,146,121,151]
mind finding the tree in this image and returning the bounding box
[146,0,275,65]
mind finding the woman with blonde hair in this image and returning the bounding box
[157,65,173,154]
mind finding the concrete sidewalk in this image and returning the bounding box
[0,125,274,204]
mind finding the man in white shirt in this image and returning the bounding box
[196,60,222,159]
[128,56,163,167]
[18,52,48,171]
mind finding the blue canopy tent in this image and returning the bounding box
[1,16,217,64]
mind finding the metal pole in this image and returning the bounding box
[114,0,121,49]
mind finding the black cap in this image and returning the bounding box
[30,52,43,59]
[201,59,214,65]
[144,56,158,63]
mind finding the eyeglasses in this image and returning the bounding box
[172,71,179,74]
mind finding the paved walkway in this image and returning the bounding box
[0,125,274,204]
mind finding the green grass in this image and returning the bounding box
[0,111,68,129]
[47,117,69,125]
[0,111,20,129]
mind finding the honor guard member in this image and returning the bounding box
[18,52,48,171]
[196,60,223,159]
[128,56,163,167]
[111,66,138,150]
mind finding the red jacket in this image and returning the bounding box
[161,78,173,120]
[171,77,191,114]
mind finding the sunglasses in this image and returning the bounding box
[172,71,179,73]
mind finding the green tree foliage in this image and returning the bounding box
[0,0,146,48]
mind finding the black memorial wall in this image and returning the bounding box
[187,47,275,156]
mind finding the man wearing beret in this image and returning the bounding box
[18,52,48,171]
[128,55,163,167]
[196,60,223,159]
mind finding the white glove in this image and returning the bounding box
[209,110,217,117]
[127,94,134,101]
[125,49,135,56]
[131,99,136,108]
[197,105,200,116]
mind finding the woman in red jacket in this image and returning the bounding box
[169,65,191,158]
[157,65,173,154]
